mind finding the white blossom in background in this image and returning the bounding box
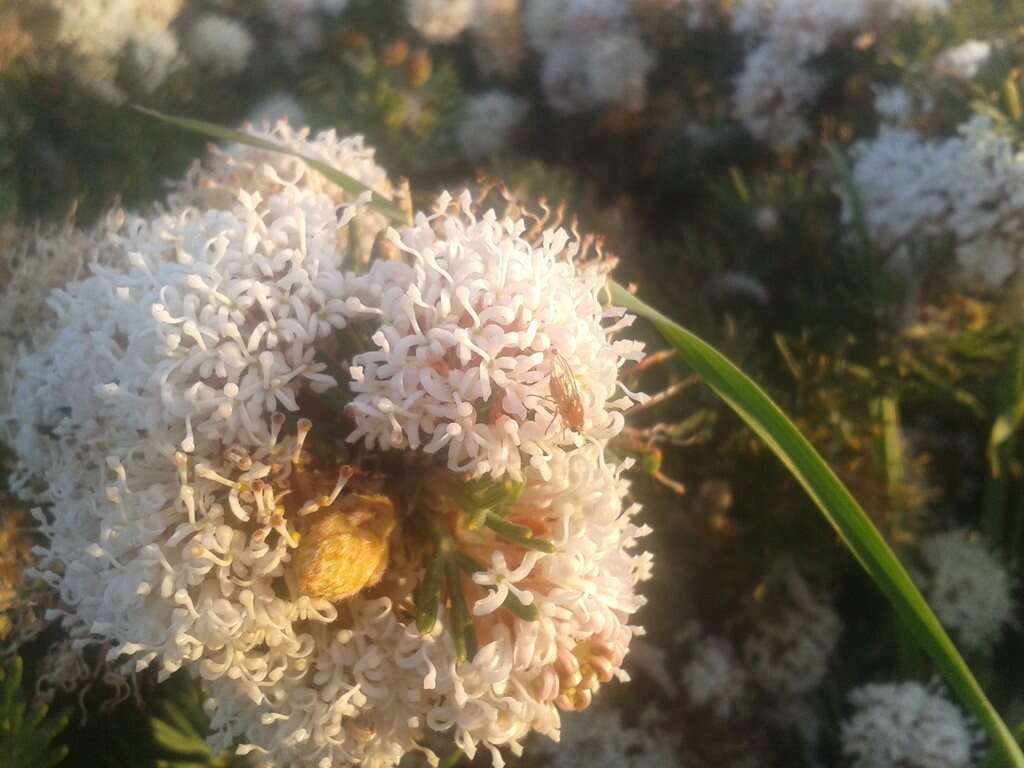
[845,127,957,251]
[945,116,1024,285]
[406,0,475,43]
[873,84,915,126]
[530,707,679,768]
[731,0,951,148]
[934,39,993,80]
[246,92,308,128]
[525,0,657,113]
[457,90,529,161]
[582,30,656,111]
[734,41,824,147]
[21,0,185,101]
[754,206,780,234]
[846,115,1024,286]
[682,636,747,719]
[523,0,573,53]
[841,682,977,768]
[172,121,394,264]
[919,529,1015,653]
[345,190,647,482]
[742,570,841,698]
[187,14,254,76]
[129,24,182,92]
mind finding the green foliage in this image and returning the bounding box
[147,676,244,768]
[0,657,69,768]
[612,281,1024,768]
[302,39,465,177]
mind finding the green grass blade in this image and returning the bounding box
[132,107,409,225]
[610,281,1024,767]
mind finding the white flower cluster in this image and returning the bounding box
[21,0,185,100]
[731,0,950,147]
[846,115,1024,286]
[5,129,652,767]
[345,189,647,482]
[406,0,476,43]
[919,529,1015,654]
[530,707,679,768]
[742,570,841,699]
[681,635,747,719]
[873,85,916,127]
[457,90,529,161]
[172,120,394,265]
[841,682,978,768]
[526,0,657,114]
[934,39,993,81]
[187,14,254,77]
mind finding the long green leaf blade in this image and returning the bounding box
[610,281,1024,767]
[132,107,409,225]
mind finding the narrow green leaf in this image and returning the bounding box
[452,551,485,575]
[484,512,555,552]
[826,144,872,263]
[1005,75,1023,123]
[151,717,209,757]
[132,107,409,225]
[501,591,540,622]
[439,748,464,768]
[415,546,445,635]
[445,560,475,663]
[37,746,70,768]
[610,281,1024,768]
[987,331,1024,477]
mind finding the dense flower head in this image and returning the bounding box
[3,133,652,767]
[173,121,394,265]
[8,187,366,475]
[841,682,977,768]
[345,190,647,482]
[919,529,1015,653]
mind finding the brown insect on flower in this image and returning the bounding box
[545,350,585,433]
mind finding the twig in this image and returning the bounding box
[653,471,686,495]
[629,375,700,414]
[629,349,677,375]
